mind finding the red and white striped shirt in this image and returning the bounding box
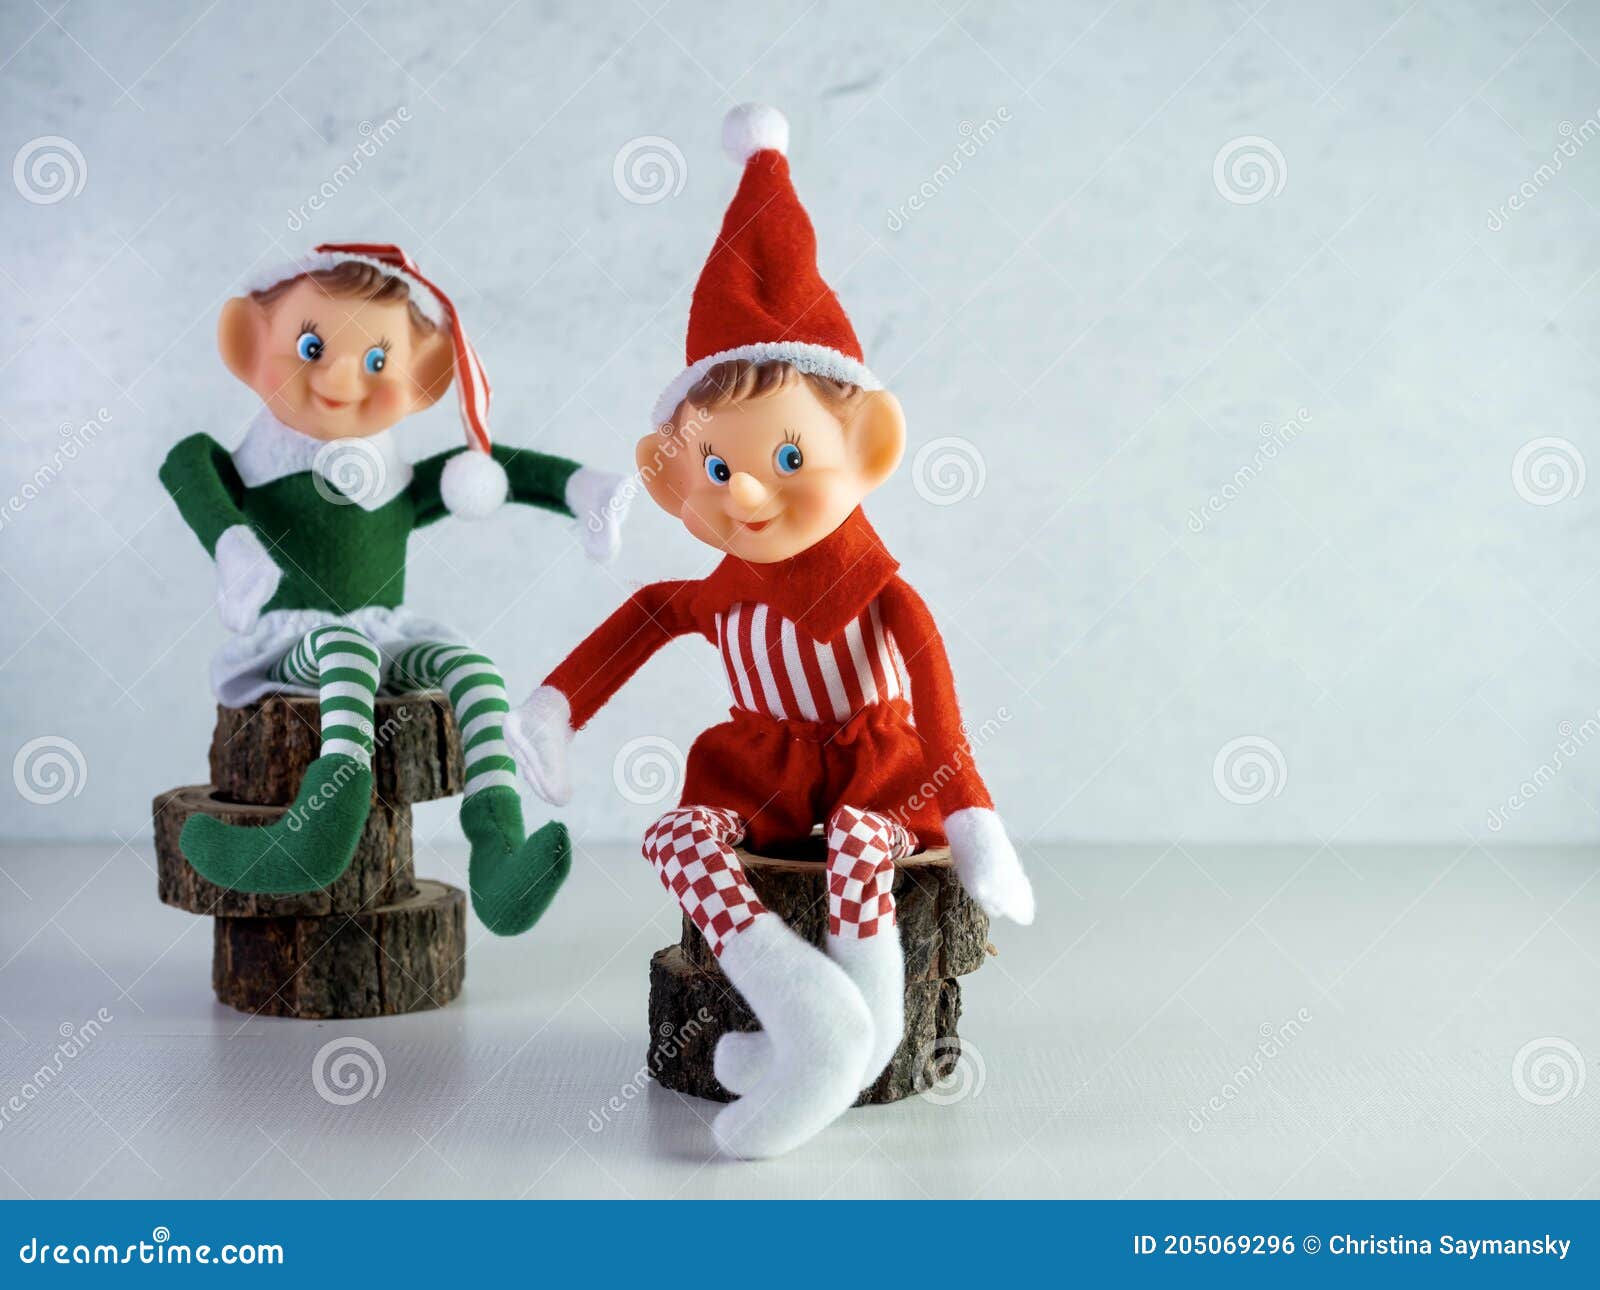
[541,511,995,815]
[714,600,905,723]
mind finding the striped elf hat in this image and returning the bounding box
[651,104,883,431]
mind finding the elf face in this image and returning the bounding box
[638,373,905,564]
[218,278,454,441]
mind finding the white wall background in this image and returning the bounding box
[4,0,1600,848]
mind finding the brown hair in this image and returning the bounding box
[674,359,865,427]
[251,261,437,334]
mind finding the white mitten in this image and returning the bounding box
[945,807,1036,924]
[564,467,632,565]
[505,685,575,806]
[214,524,281,634]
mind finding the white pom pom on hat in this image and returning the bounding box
[722,103,789,164]
[440,448,508,519]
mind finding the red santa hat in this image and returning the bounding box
[242,242,508,517]
[651,104,882,430]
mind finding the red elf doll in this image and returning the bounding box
[507,104,1033,1158]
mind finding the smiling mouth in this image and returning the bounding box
[314,394,350,410]
[740,519,773,532]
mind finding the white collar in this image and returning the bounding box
[232,407,413,511]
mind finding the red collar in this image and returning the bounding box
[691,509,900,640]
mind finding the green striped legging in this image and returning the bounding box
[268,628,516,798]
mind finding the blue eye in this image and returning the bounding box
[774,441,803,475]
[295,330,323,362]
[364,346,386,374]
[703,454,731,485]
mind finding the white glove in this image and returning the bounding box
[944,807,1035,925]
[564,467,632,565]
[214,524,281,634]
[505,685,575,806]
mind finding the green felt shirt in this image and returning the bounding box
[160,434,580,615]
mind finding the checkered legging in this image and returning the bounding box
[825,806,914,939]
[642,804,915,956]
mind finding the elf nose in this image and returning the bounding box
[727,472,769,510]
[313,355,364,399]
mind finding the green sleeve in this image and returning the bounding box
[411,444,580,528]
[158,433,248,557]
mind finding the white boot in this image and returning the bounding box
[712,1030,770,1095]
[710,914,874,1159]
[713,926,905,1095]
[827,925,905,1086]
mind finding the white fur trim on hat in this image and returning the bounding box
[722,103,789,164]
[440,449,507,519]
[240,251,447,327]
[650,341,881,430]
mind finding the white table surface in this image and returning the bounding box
[0,836,1595,1199]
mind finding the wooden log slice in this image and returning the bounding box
[678,844,989,981]
[209,694,464,807]
[211,879,465,1019]
[647,945,963,1106]
[153,785,416,918]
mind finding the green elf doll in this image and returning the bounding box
[159,242,629,935]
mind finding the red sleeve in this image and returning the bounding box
[543,580,701,729]
[878,576,994,816]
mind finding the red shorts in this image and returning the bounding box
[677,699,946,854]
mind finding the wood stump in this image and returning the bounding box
[647,843,990,1106]
[154,785,415,918]
[213,880,465,1019]
[209,693,463,806]
[153,694,468,1019]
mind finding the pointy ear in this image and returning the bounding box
[408,327,455,411]
[847,390,906,491]
[217,296,269,386]
[636,424,689,515]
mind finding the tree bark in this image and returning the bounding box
[211,879,465,1019]
[208,694,464,806]
[153,784,415,918]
